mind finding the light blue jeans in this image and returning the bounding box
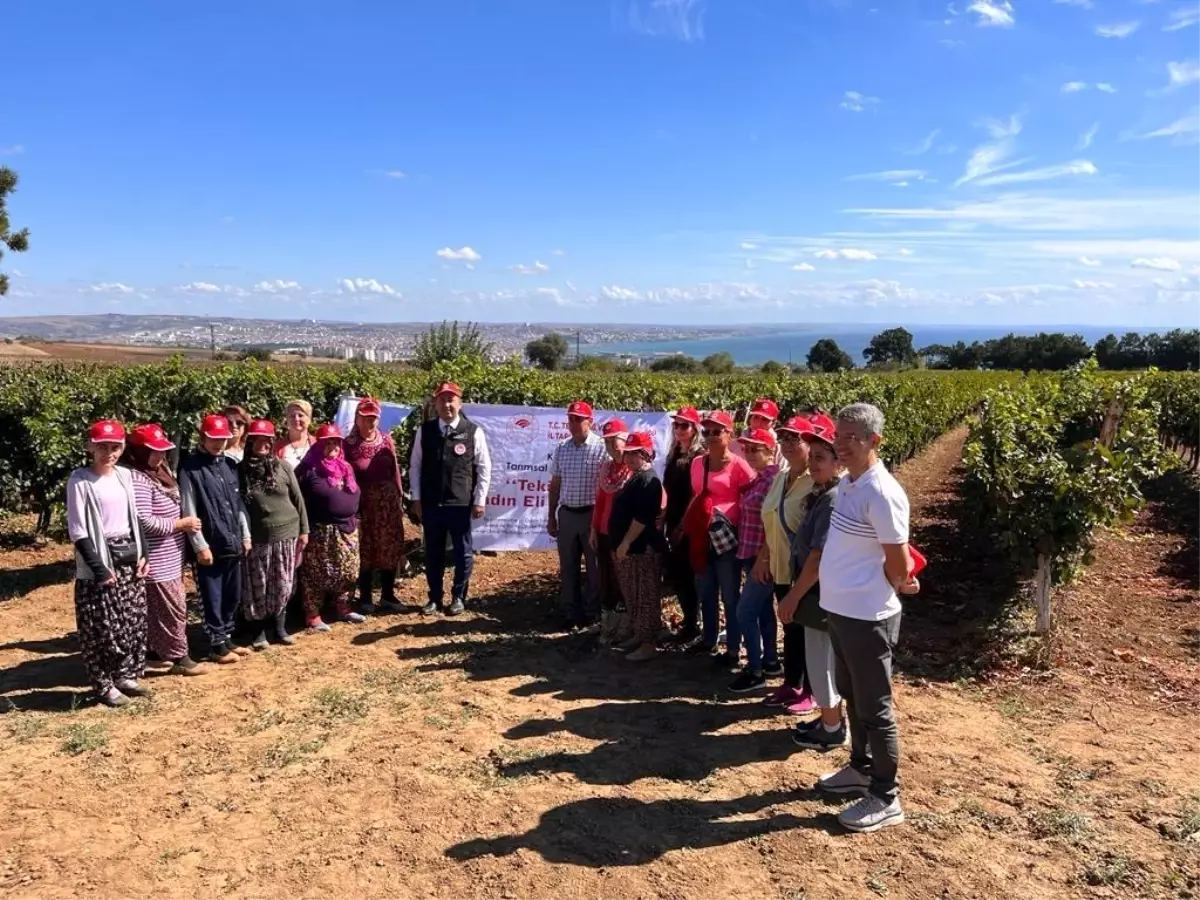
[736,559,780,673]
[696,548,742,655]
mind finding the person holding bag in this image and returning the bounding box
[681,411,755,666]
[662,407,703,647]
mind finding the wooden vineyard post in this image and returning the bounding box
[1034,553,1053,634]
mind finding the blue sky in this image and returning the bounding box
[3,0,1198,326]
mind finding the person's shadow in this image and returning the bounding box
[444,789,837,866]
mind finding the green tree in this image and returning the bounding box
[807,338,854,372]
[760,359,787,375]
[863,328,916,368]
[237,346,274,362]
[0,167,31,298]
[411,320,494,370]
[649,354,701,373]
[525,332,570,370]
[701,351,735,375]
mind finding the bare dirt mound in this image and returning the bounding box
[1,430,1196,899]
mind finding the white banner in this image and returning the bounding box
[335,396,672,552]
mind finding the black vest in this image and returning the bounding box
[179,450,245,557]
[419,416,478,507]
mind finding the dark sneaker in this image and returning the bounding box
[377,599,405,613]
[728,669,767,693]
[793,714,822,733]
[711,651,739,670]
[447,598,465,616]
[421,601,440,616]
[763,661,784,678]
[792,720,848,751]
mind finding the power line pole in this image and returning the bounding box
[576,330,581,364]
[210,323,216,359]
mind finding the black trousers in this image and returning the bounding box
[666,534,699,635]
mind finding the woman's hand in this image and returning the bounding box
[196,549,214,567]
[616,541,630,561]
[242,540,253,556]
[136,558,149,579]
[897,576,921,596]
[588,529,598,551]
[177,516,202,534]
[296,534,309,553]
[777,593,799,624]
[97,571,117,588]
[752,555,773,585]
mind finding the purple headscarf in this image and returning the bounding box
[296,441,358,493]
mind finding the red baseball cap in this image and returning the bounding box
[798,412,838,447]
[601,418,629,439]
[247,419,276,439]
[434,381,463,398]
[624,431,655,455]
[88,420,126,444]
[201,414,233,440]
[356,397,381,417]
[749,398,780,421]
[739,427,777,450]
[567,400,593,419]
[315,423,343,442]
[130,423,174,452]
[701,410,734,432]
[672,406,702,427]
[778,414,818,436]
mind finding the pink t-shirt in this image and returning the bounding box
[690,454,756,526]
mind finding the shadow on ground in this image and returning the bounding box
[1144,468,1199,591]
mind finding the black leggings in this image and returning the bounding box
[667,535,700,634]
[782,621,808,691]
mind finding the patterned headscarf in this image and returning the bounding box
[296,441,358,493]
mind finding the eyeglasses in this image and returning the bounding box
[701,429,725,438]
[672,422,693,430]
[230,420,246,429]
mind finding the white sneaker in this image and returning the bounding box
[816,764,872,796]
[837,794,905,833]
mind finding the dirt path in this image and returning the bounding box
[1,429,1196,900]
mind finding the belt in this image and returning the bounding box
[561,504,594,512]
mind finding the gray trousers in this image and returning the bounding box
[828,610,902,802]
[557,507,598,622]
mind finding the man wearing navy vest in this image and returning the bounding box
[409,381,493,616]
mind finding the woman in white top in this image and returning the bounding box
[66,420,150,708]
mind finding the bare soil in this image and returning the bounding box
[1,429,1197,900]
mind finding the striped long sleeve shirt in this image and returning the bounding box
[130,469,186,584]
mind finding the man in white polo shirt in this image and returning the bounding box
[815,402,919,834]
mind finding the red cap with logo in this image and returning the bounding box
[356,397,382,417]
[778,414,818,436]
[624,431,655,456]
[130,423,174,452]
[601,418,629,439]
[315,423,343,442]
[738,427,778,450]
[749,398,780,421]
[247,419,276,439]
[434,381,463,398]
[201,414,233,440]
[567,400,594,419]
[673,406,702,427]
[701,410,735,432]
[88,420,126,444]
[798,412,838,446]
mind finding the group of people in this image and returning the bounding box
[547,397,919,833]
[66,385,918,834]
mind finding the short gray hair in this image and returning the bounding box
[837,402,885,438]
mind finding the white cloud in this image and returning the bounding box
[0,144,23,156]
[509,261,550,276]
[381,170,406,179]
[9,268,25,278]
[905,129,941,155]
[1072,279,1114,289]
[846,169,928,183]
[1053,0,1093,8]
[1123,108,1200,144]
[897,248,914,256]
[1160,60,1200,91]
[973,159,1098,187]
[1061,81,1088,93]
[179,281,224,293]
[840,91,880,112]
[939,38,965,48]
[601,284,641,301]
[1095,21,1140,38]
[791,263,816,272]
[739,241,758,250]
[1095,83,1117,93]
[1131,257,1181,271]
[625,0,705,43]
[338,277,397,295]
[814,248,877,261]
[956,114,1023,186]
[436,246,482,262]
[1077,256,1103,267]
[1164,6,1200,31]
[551,248,567,256]
[1076,122,1100,150]
[86,282,135,294]
[253,279,301,293]
[968,1,1015,27]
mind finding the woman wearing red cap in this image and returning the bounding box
[609,431,667,662]
[67,420,151,707]
[122,423,207,677]
[240,419,310,647]
[682,410,756,663]
[344,397,406,614]
[590,418,631,643]
[296,424,366,630]
[179,413,254,664]
[663,407,703,647]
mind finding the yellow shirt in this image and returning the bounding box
[761,466,813,584]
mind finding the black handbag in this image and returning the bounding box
[106,537,139,568]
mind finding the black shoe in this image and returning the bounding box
[728,669,767,693]
[763,661,784,678]
[250,627,269,650]
[792,720,848,751]
[421,601,440,616]
[447,598,465,616]
[711,651,739,670]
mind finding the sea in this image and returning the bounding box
[592,324,1145,367]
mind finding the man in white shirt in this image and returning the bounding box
[547,400,607,629]
[409,381,492,616]
[815,402,919,834]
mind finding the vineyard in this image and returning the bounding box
[0,357,1011,531]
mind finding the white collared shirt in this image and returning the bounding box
[408,415,492,506]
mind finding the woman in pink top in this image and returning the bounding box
[686,411,755,664]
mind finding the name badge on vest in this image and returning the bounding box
[453,442,467,456]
